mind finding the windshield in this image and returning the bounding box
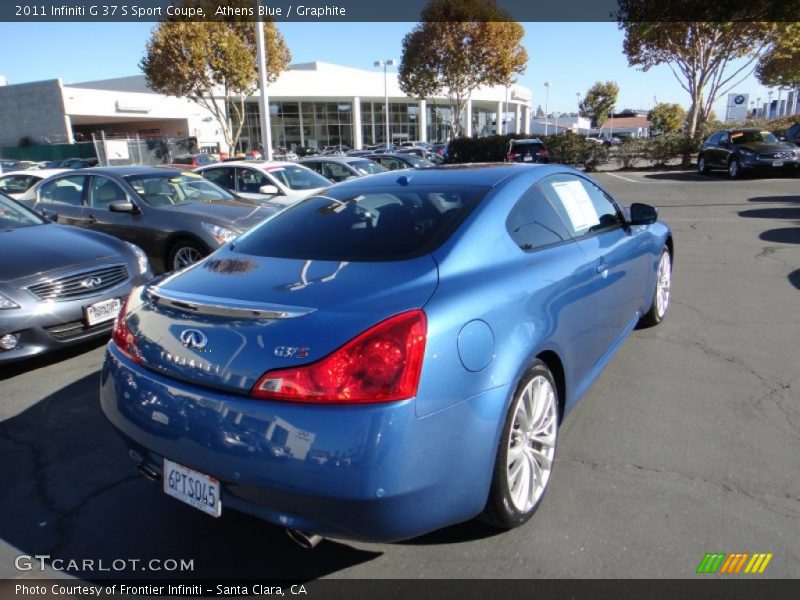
[350,160,387,175]
[0,192,46,229]
[264,165,331,190]
[403,155,435,168]
[731,131,779,145]
[233,184,490,261]
[125,173,235,206]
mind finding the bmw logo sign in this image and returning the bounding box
[734,95,746,105]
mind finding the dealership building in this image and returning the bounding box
[0,61,533,153]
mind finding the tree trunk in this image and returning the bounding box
[683,94,702,166]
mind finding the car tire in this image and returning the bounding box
[167,239,208,272]
[697,155,709,174]
[480,360,559,530]
[727,157,741,179]
[639,247,672,328]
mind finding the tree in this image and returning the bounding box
[756,23,800,89]
[648,102,686,134]
[617,1,779,162]
[579,81,620,128]
[535,105,544,118]
[398,0,527,139]
[140,1,291,154]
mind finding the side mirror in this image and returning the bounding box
[629,203,658,226]
[39,208,58,222]
[108,200,137,213]
[259,184,280,195]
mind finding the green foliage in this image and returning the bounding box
[756,23,800,88]
[615,138,648,169]
[445,132,608,171]
[648,103,686,134]
[579,81,620,128]
[398,0,527,138]
[617,2,777,162]
[140,1,291,153]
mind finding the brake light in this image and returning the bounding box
[536,150,549,158]
[252,310,427,404]
[111,296,141,363]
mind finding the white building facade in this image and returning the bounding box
[0,62,533,152]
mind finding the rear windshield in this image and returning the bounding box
[233,184,490,261]
[511,142,545,151]
[350,160,386,175]
[264,165,331,190]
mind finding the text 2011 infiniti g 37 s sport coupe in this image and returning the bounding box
[100,164,673,544]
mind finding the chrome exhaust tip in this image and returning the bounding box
[138,464,161,481]
[286,528,324,549]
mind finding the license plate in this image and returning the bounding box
[84,298,121,326]
[772,160,784,167]
[523,156,532,161]
[163,459,221,517]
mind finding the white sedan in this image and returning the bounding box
[0,169,68,200]
[194,161,331,206]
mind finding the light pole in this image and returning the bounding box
[254,0,272,161]
[767,90,774,118]
[756,97,762,118]
[374,59,397,149]
[544,82,551,136]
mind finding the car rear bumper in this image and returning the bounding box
[100,344,510,542]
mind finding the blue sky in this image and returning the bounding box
[0,22,770,118]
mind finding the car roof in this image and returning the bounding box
[510,138,545,144]
[299,156,365,164]
[330,163,542,188]
[74,166,186,177]
[0,168,68,178]
[200,160,296,169]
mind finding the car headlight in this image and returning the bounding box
[127,243,150,275]
[0,292,19,310]
[202,222,239,245]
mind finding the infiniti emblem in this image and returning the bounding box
[81,276,103,289]
[180,329,208,349]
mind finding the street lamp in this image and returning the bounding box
[374,59,397,149]
[544,82,551,136]
[767,90,774,118]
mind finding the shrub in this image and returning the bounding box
[615,138,648,169]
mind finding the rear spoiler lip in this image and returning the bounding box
[146,285,317,320]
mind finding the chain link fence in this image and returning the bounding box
[91,133,199,166]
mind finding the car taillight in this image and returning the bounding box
[536,150,549,158]
[506,152,519,160]
[252,310,427,404]
[111,296,141,363]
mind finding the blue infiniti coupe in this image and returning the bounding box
[100,163,672,545]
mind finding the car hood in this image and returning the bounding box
[737,142,797,153]
[0,223,123,283]
[127,247,439,395]
[157,202,280,231]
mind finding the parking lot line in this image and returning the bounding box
[604,173,641,183]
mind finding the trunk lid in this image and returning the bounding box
[128,247,439,395]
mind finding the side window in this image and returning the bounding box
[0,175,34,195]
[718,132,730,145]
[706,133,720,145]
[322,162,353,182]
[506,185,571,251]
[236,168,271,194]
[38,176,87,206]
[382,158,402,171]
[201,167,235,191]
[538,174,621,238]
[303,161,323,175]
[88,176,127,209]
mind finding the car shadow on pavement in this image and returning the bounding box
[0,338,108,381]
[789,270,800,291]
[396,519,502,546]
[641,171,726,182]
[748,195,800,204]
[0,372,381,581]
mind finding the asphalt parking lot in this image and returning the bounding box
[1,170,798,580]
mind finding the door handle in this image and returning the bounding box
[595,258,608,277]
